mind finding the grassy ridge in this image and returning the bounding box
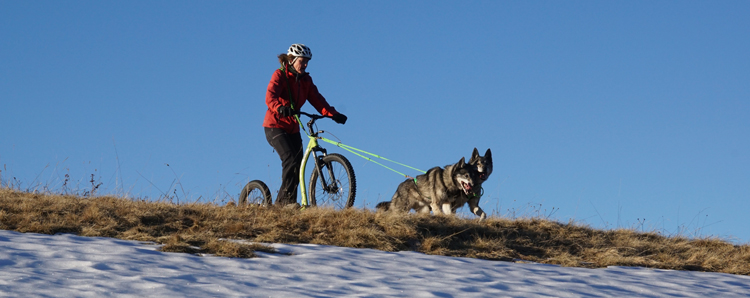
[1,188,748,275]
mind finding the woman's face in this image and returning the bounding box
[292,57,309,73]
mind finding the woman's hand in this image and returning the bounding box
[277,106,295,117]
[332,113,347,124]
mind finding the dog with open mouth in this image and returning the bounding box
[376,157,481,216]
[449,148,492,220]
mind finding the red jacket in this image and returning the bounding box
[263,66,338,134]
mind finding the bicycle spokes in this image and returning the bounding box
[309,153,356,209]
[320,164,342,194]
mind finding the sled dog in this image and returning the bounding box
[470,147,492,182]
[449,148,492,219]
[376,157,479,216]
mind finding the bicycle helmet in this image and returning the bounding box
[287,44,312,59]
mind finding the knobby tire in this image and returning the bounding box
[309,153,356,209]
[239,180,272,207]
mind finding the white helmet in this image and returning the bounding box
[287,44,312,59]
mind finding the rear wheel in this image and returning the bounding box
[239,180,272,207]
[309,153,356,209]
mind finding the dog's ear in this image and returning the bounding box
[485,148,492,161]
[458,157,466,167]
[470,148,479,163]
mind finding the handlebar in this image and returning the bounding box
[295,111,328,120]
[294,111,331,136]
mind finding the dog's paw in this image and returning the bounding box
[472,207,487,221]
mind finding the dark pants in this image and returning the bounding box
[264,127,303,206]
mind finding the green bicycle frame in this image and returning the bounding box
[298,134,318,207]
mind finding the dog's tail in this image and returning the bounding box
[375,201,391,211]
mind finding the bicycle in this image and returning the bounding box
[239,111,357,210]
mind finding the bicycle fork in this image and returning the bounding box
[299,136,336,207]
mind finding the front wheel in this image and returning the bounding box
[309,153,356,209]
[239,180,272,207]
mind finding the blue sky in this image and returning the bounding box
[2,1,748,243]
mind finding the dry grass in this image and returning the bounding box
[1,188,749,275]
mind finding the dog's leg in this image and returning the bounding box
[430,202,443,215]
[468,196,487,220]
[473,206,487,220]
[441,203,453,215]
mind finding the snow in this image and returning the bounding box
[1,230,749,297]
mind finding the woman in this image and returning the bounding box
[264,44,347,207]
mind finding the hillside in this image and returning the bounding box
[1,188,748,275]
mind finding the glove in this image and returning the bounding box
[277,106,294,117]
[331,113,347,124]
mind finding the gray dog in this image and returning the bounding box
[449,148,492,219]
[376,157,479,216]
